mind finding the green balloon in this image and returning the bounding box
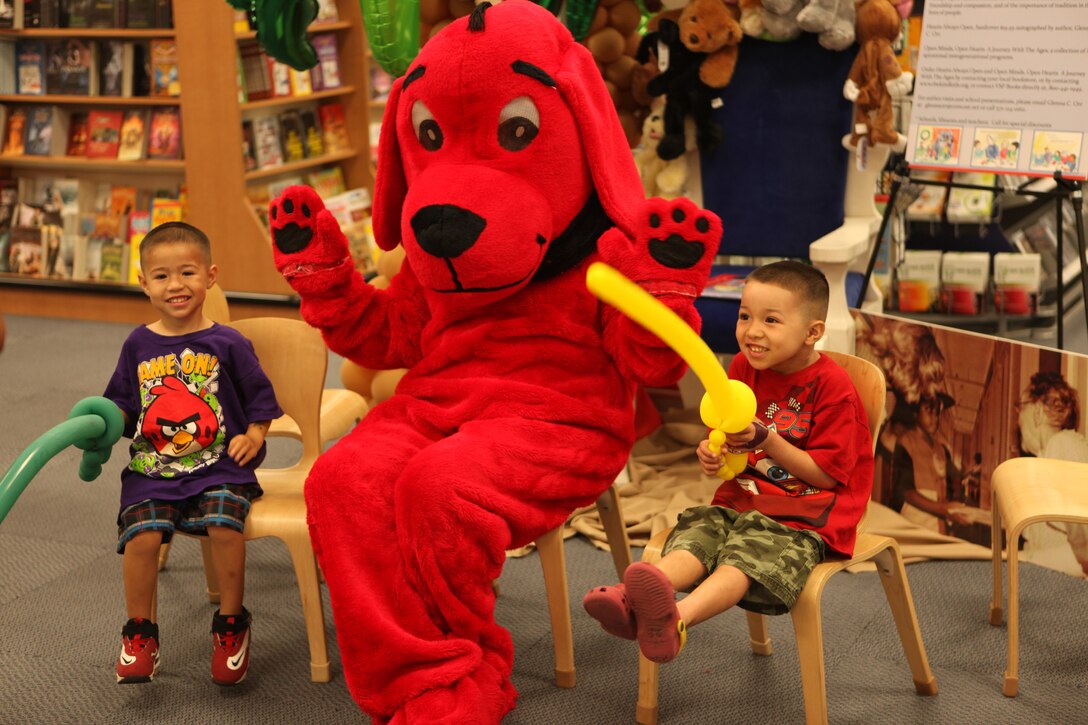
[360,0,421,78]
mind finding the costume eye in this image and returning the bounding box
[411,100,443,151]
[498,96,539,152]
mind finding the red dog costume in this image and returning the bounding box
[268,2,721,721]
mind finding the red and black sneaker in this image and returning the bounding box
[210,607,252,686]
[116,618,160,684]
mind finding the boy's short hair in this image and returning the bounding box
[140,221,212,266]
[747,260,829,321]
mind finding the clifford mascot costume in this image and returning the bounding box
[268,1,721,721]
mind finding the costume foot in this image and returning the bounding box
[583,584,636,640]
[623,562,686,664]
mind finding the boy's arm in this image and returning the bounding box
[726,422,839,490]
[227,420,271,467]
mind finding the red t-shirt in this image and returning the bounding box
[711,353,874,557]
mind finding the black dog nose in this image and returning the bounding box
[411,204,487,259]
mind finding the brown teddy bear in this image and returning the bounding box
[637,0,742,159]
[843,0,913,152]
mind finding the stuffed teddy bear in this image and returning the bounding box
[634,98,694,198]
[844,0,913,151]
[638,0,742,159]
[762,0,855,51]
[267,2,721,722]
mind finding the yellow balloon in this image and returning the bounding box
[586,262,756,479]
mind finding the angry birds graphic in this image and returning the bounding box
[142,376,219,458]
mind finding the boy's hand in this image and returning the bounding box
[227,432,262,467]
[696,439,723,477]
[725,420,770,453]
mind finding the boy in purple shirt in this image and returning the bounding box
[103,222,281,686]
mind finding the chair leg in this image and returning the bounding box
[199,538,221,604]
[157,542,171,572]
[596,484,633,579]
[745,611,773,656]
[636,652,661,725]
[790,585,830,725]
[989,494,1005,627]
[279,528,332,683]
[872,544,938,696]
[536,526,575,688]
[1004,524,1024,698]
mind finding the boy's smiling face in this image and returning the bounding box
[139,241,218,334]
[735,280,824,375]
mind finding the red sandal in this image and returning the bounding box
[624,562,686,663]
[582,584,637,640]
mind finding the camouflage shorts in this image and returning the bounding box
[662,505,826,616]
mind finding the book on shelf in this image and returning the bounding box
[10,0,42,29]
[231,8,250,33]
[318,102,349,154]
[146,106,181,159]
[299,107,324,157]
[314,0,338,22]
[0,178,17,273]
[116,109,148,161]
[154,0,172,27]
[289,66,313,97]
[234,52,246,103]
[24,105,68,156]
[65,111,89,155]
[88,0,123,28]
[278,108,306,162]
[252,114,283,169]
[945,172,996,224]
[905,170,951,222]
[0,0,15,29]
[700,271,745,299]
[3,106,28,155]
[309,33,340,91]
[149,195,183,228]
[325,188,377,276]
[85,108,123,159]
[15,39,47,95]
[241,119,258,171]
[44,38,97,95]
[64,0,94,28]
[307,166,345,200]
[369,64,392,103]
[125,0,159,28]
[267,57,292,98]
[131,41,152,96]
[238,41,272,101]
[126,208,151,283]
[0,41,15,94]
[8,223,42,276]
[149,38,180,96]
[99,238,127,281]
[97,39,135,97]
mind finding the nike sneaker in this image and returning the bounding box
[116,618,160,684]
[210,607,251,686]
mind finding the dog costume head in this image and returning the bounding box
[372,0,643,307]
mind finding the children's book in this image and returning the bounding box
[241,119,258,172]
[8,223,42,275]
[85,108,123,158]
[124,0,157,29]
[65,0,93,28]
[65,111,90,156]
[318,102,349,154]
[945,172,996,224]
[88,0,123,28]
[309,33,340,91]
[289,66,313,97]
[97,39,134,97]
[278,108,306,162]
[299,107,324,158]
[23,105,56,156]
[44,38,96,95]
[15,39,46,95]
[109,185,137,218]
[117,109,148,161]
[127,209,151,283]
[267,57,292,97]
[146,107,181,159]
[99,239,127,281]
[238,41,272,101]
[253,114,283,168]
[0,178,18,272]
[307,166,345,200]
[369,63,392,103]
[150,195,183,227]
[3,106,28,154]
[149,38,179,96]
[314,0,338,22]
[905,170,951,222]
[0,40,15,94]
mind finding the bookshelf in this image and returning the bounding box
[0,0,375,321]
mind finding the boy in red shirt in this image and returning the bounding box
[584,260,873,662]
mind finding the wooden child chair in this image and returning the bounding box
[635,351,937,725]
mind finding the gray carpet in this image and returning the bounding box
[2,314,1087,724]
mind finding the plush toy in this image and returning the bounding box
[844,0,913,151]
[638,0,742,159]
[267,2,720,722]
[762,0,855,51]
[634,98,694,199]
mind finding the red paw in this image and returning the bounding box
[269,185,349,279]
[641,197,720,271]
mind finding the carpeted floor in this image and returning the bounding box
[2,314,1087,724]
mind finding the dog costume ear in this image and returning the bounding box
[555,43,645,240]
[372,77,407,252]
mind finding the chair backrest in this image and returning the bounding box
[227,318,325,470]
[205,283,231,324]
[821,350,886,451]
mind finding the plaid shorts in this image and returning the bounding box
[662,505,826,616]
[117,484,259,554]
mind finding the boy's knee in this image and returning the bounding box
[125,530,164,555]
